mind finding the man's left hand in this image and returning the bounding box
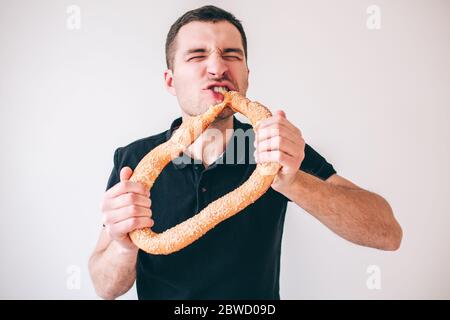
[254,110,305,192]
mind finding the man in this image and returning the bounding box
[89,5,402,300]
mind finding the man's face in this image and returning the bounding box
[164,21,249,119]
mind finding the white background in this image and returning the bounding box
[1,0,449,299]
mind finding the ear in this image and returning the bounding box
[164,69,176,96]
[246,67,250,89]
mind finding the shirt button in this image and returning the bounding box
[201,187,207,192]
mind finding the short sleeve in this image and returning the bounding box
[278,143,337,202]
[300,144,336,181]
[105,148,121,191]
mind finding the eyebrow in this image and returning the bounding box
[183,48,244,56]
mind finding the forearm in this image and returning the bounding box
[277,171,402,250]
[89,241,138,299]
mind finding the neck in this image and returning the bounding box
[182,114,234,167]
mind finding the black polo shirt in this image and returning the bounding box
[105,116,336,299]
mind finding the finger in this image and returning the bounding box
[255,126,298,146]
[103,205,152,225]
[102,192,151,211]
[255,150,299,173]
[256,113,292,130]
[120,167,133,182]
[274,110,286,118]
[255,150,290,166]
[109,217,154,238]
[105,180,150,199]
[256,135,299,158]
[257,114,300,136]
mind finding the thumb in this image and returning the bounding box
[275,110,286,118]
[120,166,133,182]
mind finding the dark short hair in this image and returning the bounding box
[165,5,248,70]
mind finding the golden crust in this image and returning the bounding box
[128,91,280,255]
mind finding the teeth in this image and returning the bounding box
[212,86,229,93]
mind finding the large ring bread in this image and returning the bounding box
[129,91,281,254]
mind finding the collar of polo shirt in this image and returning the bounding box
[167,116,252,169]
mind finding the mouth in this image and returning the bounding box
[209,85,230,93]
[204,84,234,102]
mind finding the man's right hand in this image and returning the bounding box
[100,167,153,251]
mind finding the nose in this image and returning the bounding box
[206,51,228,78]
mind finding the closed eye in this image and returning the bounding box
[187,56,206,61]
[223,56,241,61]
